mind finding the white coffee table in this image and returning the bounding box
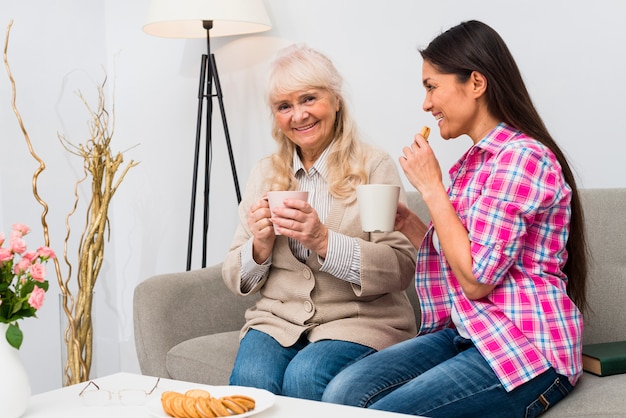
[24,372,417,417]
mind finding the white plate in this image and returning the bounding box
[147,384,275,417]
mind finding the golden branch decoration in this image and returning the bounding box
[4,20,139,385]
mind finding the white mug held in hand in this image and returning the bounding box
[266,191,309,235]
[356,184,401,232]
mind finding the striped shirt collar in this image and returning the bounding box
[293,145,331,179]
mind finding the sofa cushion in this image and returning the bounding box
[578,189,626,345]
[544,372,626,416]
[166,331,240,385]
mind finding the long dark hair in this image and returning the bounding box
[420,20,588,313]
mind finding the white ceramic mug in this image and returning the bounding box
[266,191,309,235]
[356,184,400,232]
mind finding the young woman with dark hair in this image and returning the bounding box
[322,20,588,417]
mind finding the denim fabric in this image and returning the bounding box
[229,329,376,400]
[322,329,573,417]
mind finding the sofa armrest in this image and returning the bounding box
[133,263,256,378]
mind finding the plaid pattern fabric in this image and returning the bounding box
[416,123,583,391]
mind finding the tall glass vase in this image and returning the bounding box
[0,323,31,418]
[58,291,97,386]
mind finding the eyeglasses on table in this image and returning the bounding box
[78,377,160,406]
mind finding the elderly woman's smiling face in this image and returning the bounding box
[272,88,339,161]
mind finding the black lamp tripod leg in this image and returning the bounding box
[201,54,214,269]
[209,53,242,203]
[186,51,242,270]
[187,54,210,271]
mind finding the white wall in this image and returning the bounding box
[1,0,625,394]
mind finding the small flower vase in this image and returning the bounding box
[0,323,31,418]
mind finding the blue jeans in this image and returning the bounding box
[322,329,574,417]
[229,329,376,400]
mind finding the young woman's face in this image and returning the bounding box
[272,88,339,155]
[421,61,479,141]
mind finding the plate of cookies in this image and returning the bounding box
[147,384,276,417]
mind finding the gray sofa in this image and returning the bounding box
[133,188,626,417]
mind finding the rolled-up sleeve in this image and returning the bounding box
[467,147,561,286]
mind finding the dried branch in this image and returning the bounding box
[56,77,139,384]
[4,21,139,385]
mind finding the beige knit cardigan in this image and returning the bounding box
[222,144,418,350]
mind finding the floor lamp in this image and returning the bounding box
[143,0,272,270]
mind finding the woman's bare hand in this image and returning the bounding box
[247,196,276,263]
[271,198,328,258]
[399,132,443,198]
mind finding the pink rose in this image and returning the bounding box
[12,224,30,236]
[28,286,46,310]
[23,251,38,263]
[37,246,56,260]
[10,233,27,254]
[30,262,46,282]
[13,258,31,275]
[0,247,12,264]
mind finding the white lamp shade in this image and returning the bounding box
[143,0,272,38]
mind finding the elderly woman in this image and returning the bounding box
[221,44,417,401]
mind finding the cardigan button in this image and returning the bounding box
[303,269,312,279]
[304,301,314,312]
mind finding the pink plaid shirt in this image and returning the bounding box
[416,123,583,392]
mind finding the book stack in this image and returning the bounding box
[582,341,626,377]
